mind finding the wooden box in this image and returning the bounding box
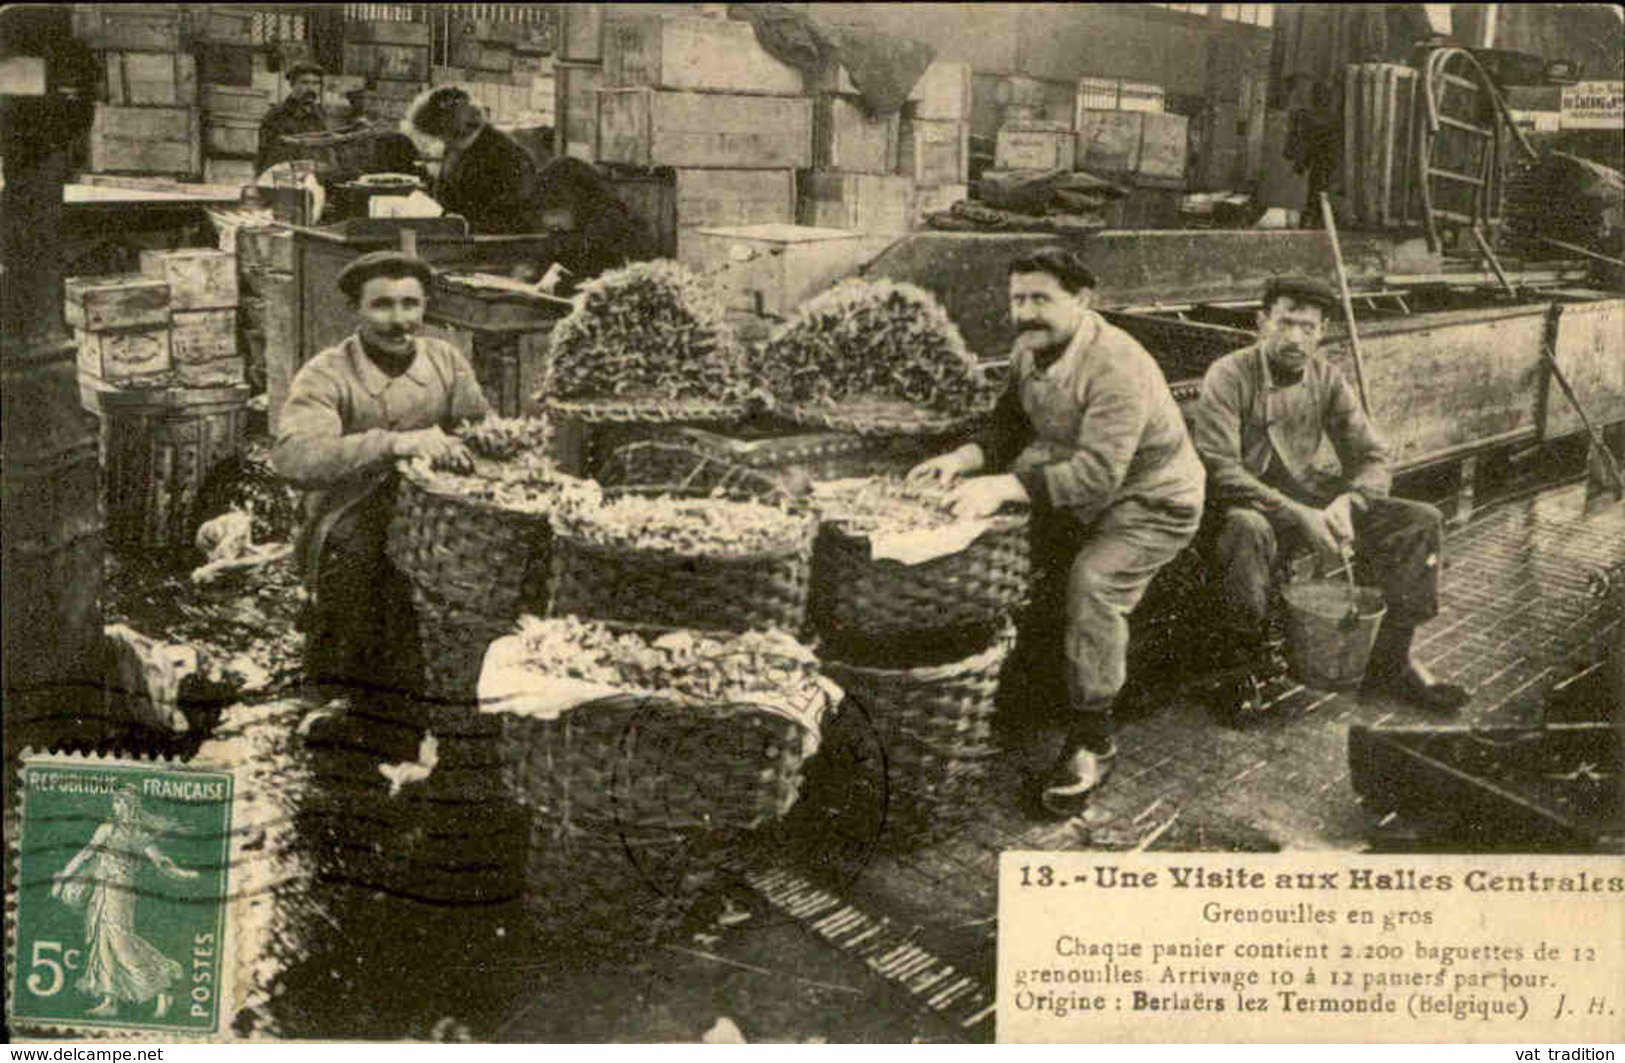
[1137,112,1189,187]
[995,122,1076,171]
[465,20,526,46]
[678,224,870,317]
[170,309,243,384]
[204,157,257,186]
[556,62,602,161]
[605,16,803,96]
[813,95,899,175]
[197,44,253,88]
[598,88,812,169]
[261,271,297,437]
[89,105,200,177]
[343,43,430,83]
[76,326,173,386]
[677,169,796,230]
[104,52,196,107]
[72,5,184,52]
[141,249,239,310]
[611,172,679,258]
[451,37,515,74]
[201,84,270,118]
[912,182,967,224]
[907,61,972,121]
[85,382,252,551]
[560,3,606,63]
[899,118,968,187]
[204,115,259,159]
[346,20,433,47]
[1075,109,1143,177]
[191,4,256,46]
[798,171,915,235]
[66,273,171,331]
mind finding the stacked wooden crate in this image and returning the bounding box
[193,4,261,184]
[554,3,608,162]
[343,19,429,123]
[68,273,175,397]
[899,61,973,212]
[80,5,200,178]
[139,249,244,387]
[1074,79,1189,190]
[236,225,297,434]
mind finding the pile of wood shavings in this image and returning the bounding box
[550,482,810,557]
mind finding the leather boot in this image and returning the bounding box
[1363,620,1470,713]
[1040,714,1117,817]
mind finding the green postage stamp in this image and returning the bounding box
[8,753,235,1038]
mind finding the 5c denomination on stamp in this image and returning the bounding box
[8,753,235,1038]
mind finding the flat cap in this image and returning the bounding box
[285,60,325,81]
[1263,275,1338,312]
[337,251,432,300]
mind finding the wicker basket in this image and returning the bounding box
[386,460,554,618]
[547,487,816,634]
[783,398,986,439]
[408,578,519,704]
[279,127,385,181]
[809,512,1031,642]
[542,396,748,479]
[822,622,1014,836]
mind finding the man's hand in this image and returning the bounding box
[538,262,574,295]
[393,426,475,473]
[907,444,983,486]
[1287,500,1343,562]
[1323,492,1359,545]
[948,474,1027,519]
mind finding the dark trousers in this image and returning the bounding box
[1210,495,1444,639]
[304,488,424,697]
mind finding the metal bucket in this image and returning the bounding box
[1280,580,1388,691]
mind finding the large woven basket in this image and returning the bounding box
[547,486,816,634]
[821,622,1014,837]
[809,512,1031,643]
[783,398,987,439]
[386,460,553,618]
[542,396,747,480]
[408,578,519,704]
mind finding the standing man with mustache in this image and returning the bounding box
[1191,276,1470,714]
[909,247,1205,816]
[272,252,489,696]
[256,60,332,176]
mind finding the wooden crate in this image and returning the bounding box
[556,62,602,161]
[201,84,269,119]
[261,271,297,437]
[191,4,255,46]
[912,182,968,224]
[89,105,200,177]
[65,273,171,331]
[1075,108,1143,177]
[204,157,257,186]
[813,95,899,175]
[104,52,196,107]
[346,20,432,46]
[677,168,796,230]
[995,122,1076,171]
[560,3,605,62]
[899,118,969,187]
[170,309,243,386]
[76,326,172,387]
[343,42,430,83]
[197,44,253,88]
[605,16,803,96]
[1138,112,1189,187]
[678,224,870,317]
[608,172,679,258]
[450,37,514,74]
[72,5,184,52]
[798,171,914,235]
[204,115,259,159]
[141,249,238,310]
[598,88,812,169]
[907,61,972,121]
[86,381,251,551]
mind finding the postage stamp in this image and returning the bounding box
[7,753,236,1038]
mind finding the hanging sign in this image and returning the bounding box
[1560,81,1623,129]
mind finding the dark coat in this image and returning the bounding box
[434,125,543,235]
[255,94,330,174]
[532,156,658,292]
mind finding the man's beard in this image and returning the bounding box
[1017,321,1069,355]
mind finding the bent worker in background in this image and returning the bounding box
[271,251,489,696]
[405,86,544,236]
[1190,276,1470,714]
[909,246,1205,816]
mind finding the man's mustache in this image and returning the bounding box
[1016,321,1048,332]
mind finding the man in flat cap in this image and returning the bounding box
[256,60,332,175]
[909,246,1206,816]
[406,86,545,236]
[272,251,489,696]
[1192,276,1470,713]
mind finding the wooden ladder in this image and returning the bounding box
[1417,47,1538,252]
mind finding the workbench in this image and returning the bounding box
[56,181,245,276]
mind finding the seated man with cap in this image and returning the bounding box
[256,60,332,175]
[1191,276,1470,714]
[272,251,489,696]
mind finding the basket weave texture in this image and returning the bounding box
[386,461,552,617]
[408,580,520,704]
[822,624,1013,834]
[547,487,816,634]
[810,515,1031,641]
[783,399,985,439]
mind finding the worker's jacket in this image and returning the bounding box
[256,94,331,175]
[1191,343,1391,512]
[979,312,1205,526]
[435,125,543,235]
[271,333,489,581]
